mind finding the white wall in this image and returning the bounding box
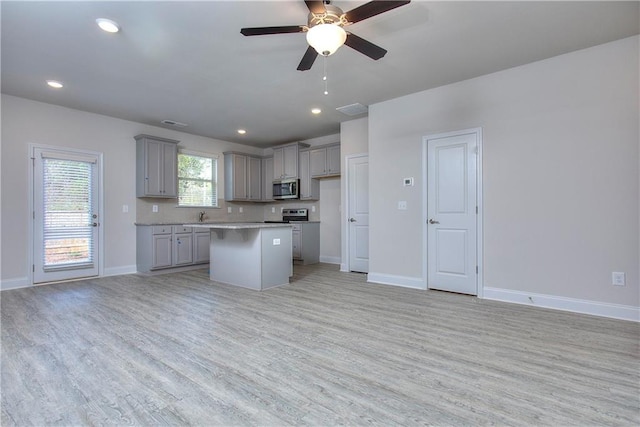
[319,177,341,263]
[0,95,262,287]
[367,36,639,316]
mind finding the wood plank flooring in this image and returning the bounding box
[2,263,638,426]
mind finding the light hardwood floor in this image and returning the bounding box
[2,263,638,426]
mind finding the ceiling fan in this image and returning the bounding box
[240,0,411,71]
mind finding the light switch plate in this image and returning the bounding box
[398,201,407,210]
[239,207,243,213]
[612,272,626,286]
[227,207,232,213]
[273,238,280,245]
[152,205,158,213]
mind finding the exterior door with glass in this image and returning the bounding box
[33,147,100,283]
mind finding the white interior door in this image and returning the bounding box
[348,155,369,273]
[426,131,478,295]
[33,147,100,283]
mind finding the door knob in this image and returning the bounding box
[428,218,440,224]
[349,218,356,222]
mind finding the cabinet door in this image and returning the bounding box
[233,154,248,199]
[262,157,273,200]
[174,233,193,265]
[152,234,172,268]
[299,150,310,198]
[145,140,164,196]
[273,147,284,179]
[162,141,178,197]
[248,156,262,200]
[292,230,301,259]
[327,145,341,175]
[283,145,298,178]
[310,148,326,177]
[194,232,210,264]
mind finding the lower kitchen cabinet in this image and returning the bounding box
[291,222,320,265]
[137,225,210,273]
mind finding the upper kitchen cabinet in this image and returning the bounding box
[135,134,179,198]
[273,142,309,180]
[310,143,341,178]
[224,152,262,201]
[299,149,319,201]
[262,156,274,201]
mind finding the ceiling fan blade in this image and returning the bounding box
[297,46,318,71]
[345,1,411,24]
[344,32,387,60]
[240,26,304,36]
[305,0,326,14]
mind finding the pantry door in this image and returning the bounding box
[32,146,102,283]
[424,129,481,295]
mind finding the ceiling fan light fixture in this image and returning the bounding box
[306,24,347,56]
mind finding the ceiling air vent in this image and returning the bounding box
[160,119,188,128]
[336,103,368,116]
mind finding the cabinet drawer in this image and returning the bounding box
[195,229,211,234]
[173,226,192,233]
[152,226,172,235]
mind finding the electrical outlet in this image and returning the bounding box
[271,207,276,213]
[122,204,128,213]
[398,201,407,210]
[152,205,158,213]
[312,205,316,212]
[239,207,243,213]
[273,238,280,245]
[227,207,232,214]
[612,272,626,286]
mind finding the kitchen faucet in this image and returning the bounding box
[198,211,205,222]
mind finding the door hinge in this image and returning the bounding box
[476,266,478,274]
[32,264,35,272]
[475,206,478,214]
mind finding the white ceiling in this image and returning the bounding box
[2,1,638,148]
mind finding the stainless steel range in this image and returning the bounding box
[264,208,308,223]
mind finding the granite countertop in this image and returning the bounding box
[135,221,320,226]
[187,222,294,229]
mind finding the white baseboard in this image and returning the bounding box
[367,272,425,290]
[483,287,640,322]
[1,277,30,291]
[103,265,137,277]
[319,256,341,265]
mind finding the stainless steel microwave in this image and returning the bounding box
[273,178,299,200]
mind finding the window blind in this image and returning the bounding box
[42,158,95,270]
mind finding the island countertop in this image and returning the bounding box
[185,222,293,230]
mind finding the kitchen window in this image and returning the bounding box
[178,151,218,207]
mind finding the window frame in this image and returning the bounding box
[177,149,219,208]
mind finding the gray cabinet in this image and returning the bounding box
[173,226,194,266]
[299,150,319,201]
[136,225,209,273]
[193,230,211,264]
[262,156,274,201]
[135,134,179,198]
[248,156,262,200]
[310,143,341,178]
[291,222,320,265]
[224,152,261,201]
[272,142,309,179]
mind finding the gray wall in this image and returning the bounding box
[365,36,638,310]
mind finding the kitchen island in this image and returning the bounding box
[187,223,293,290]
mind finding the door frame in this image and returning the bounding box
[421,128,484,297]
[342,153,368,273]
[29,143,105,285]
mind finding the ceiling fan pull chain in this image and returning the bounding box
[323,56,329,95]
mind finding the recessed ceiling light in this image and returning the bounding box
[96,18,120,33]
[237,129,247,135]
[46,80,63,89]
[311,108,322,115]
